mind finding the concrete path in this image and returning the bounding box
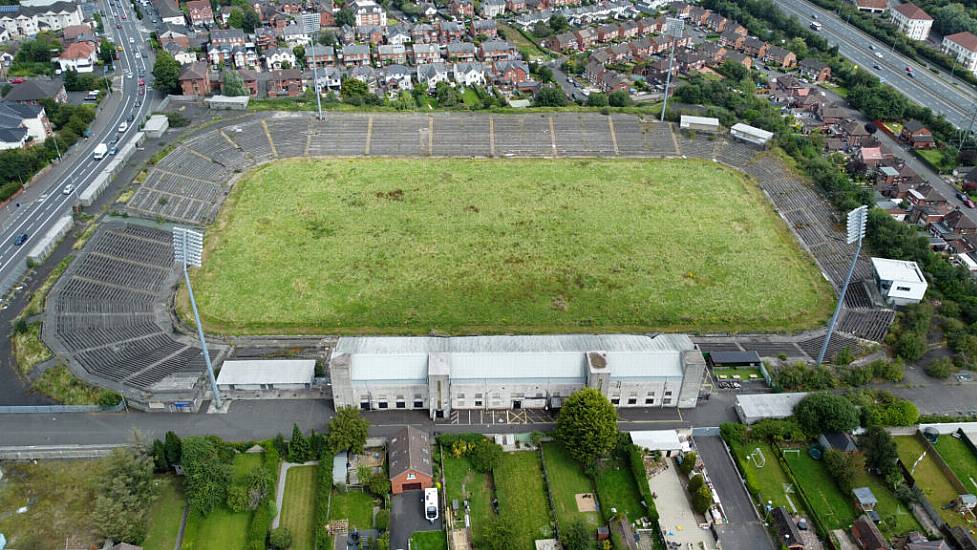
[272,460,319,529]
[174,503,189,550]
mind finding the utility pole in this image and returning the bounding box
[816,206,867,367]
[173,227,222,410]
[956,102,977,152]
[659,17,684,123]
[312,31,323,121]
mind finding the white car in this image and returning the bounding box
[118,122,128,133]
[62,184,74,195]
[875,52,883,59]
[129,37,135,44]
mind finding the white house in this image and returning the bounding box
[0,1,83,38]
[871,257,928,306]
[0,128,28,149]
[890,3,932,41]
[265,47,297,70]
[316,66,344,90]
[164,42,197,65]
[352,0,386,26]
[453,62,486,87]
[56,40,97,73]
[480,0,506,18]
[384,64,413,91]
[282,23,312,46]
[416,62,450,91]
[215,360,315,395]
[0,102,49,144]
[942,32,977,75]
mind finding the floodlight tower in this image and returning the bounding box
[815,205,868,367]
[173,227,222,409]
[659,17,685,123]
[312,32,324,121]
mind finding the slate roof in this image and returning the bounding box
[387,425,432,478]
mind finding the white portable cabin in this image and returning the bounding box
[680,115,720,133]
[871,257,928,306]
[730,122,774,147]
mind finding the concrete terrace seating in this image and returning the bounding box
[264,115,312,158]
[553,113,617,156]
[838,308,896,342]
[431,113,492,157]
[44,223,208,395]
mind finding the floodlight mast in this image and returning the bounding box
[174,227,222,409]
[815,205,868,367]
[660,18,684,123]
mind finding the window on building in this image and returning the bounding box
[378,401,388,409]
[896,286,911,291]
[627,397,637,405]
[663,398,672,405]
[611,398,620,405]
[360,401,370,410]
[457,393,465,399]
[407,473,416,480]
[474,400,483,407]
[645,398,654,404]
[475,393,483,399]
[413,400,424,408]
[664,391,672,396]
[396,401,406,409]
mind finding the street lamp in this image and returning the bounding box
[173,227,222,410]
[659,17,684,123]
[816,205,867,366]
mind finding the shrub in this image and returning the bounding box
[691,485,713,514]
[269,527,293,549]
[823,449,863,494]
[924,357,954,379]
[469,438,503,473]
[720,423,749,446]
[687,473,705,493]
[678,452,697,476]
[375,509,390,532]
[869,358,904,382]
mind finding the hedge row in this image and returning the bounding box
[313,458,332,549]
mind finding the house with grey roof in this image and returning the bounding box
[388,426,433,494]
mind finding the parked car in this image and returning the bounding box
[9,77,23,84]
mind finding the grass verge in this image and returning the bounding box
[493,451,553,549]
[442,454,494,539]
[280,465,317,550]
[143,475,186,550]
[22,255,73,317]
[541,442,601,530]
[32,363,120,405]
[189,158,832,335]
[11,321,51,375]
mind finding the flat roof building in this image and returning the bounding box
[216,359,315,393]
[730,122,774,147]
[329,334,706,419]
[871,257,928,306]
[679,115,720,133]
[735,392,808,424]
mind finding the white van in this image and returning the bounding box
[423,488,439,523]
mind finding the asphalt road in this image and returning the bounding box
[772,0,977,131]
[0,0,156,297]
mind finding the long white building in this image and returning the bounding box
[329,334,706,419]
[0,2,83,38]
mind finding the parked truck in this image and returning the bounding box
[93,143,108,160]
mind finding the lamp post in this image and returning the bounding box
[311,32,323,121]
[816,205,867,367]
[659,17,684,123]
[173,227,222,410]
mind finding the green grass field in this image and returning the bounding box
[849,470,921,538]
[594,455,645,522]
[934,435,977,494]
[329,489,377,529]
[895,436,966,527]
[189,158,832,335]
[729,442,808,516]
[410,530,448,550]
[442,454,494,538]
[182,453,266,550]
[494,451,553,549]
[781,449,856,530]
[280,465,317,550]
[143,476,186,550]
[541,443,601,530]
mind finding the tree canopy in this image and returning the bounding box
[326,406,369,455]
[793,391,859,436]
[93,446,157,543]
[152,51,182,95]
[555,387,618,464]
[181,436,232,515]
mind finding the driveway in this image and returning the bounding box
[391,490,443,550]
[693,435,775,550]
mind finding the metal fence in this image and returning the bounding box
[0,401,125,414]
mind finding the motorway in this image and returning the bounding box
[0,0,156,298]
[772,0,977,131]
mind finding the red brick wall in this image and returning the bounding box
[390,470,433,494]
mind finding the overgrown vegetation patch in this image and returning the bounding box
[191,158,832,335]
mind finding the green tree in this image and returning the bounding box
[269,526,293,549]
[288,423,311,463]
[227,7,245,29]
[151,439,169,472]
[536,65,554,83]
[242,9,260,32]
[533,84,567,107]
[823,449,862,494]
[336,7,355,27]
[476,514,518,550]
[793,392,859,436]
[367,471,391,497]
[678,451,697,476]
[586,92,608,107]
[222,70,248,97]
[435,80,459,106]
[924,357,954,379]
[163,431,182,466]
[469,438,503,472]
[326,406,369,454]
[92,447,157,543]
[687,473,705,493]
[152,51,182,94]
[341,77,371,103]
[608,90,632,107]
[272,433,288,456]
[560,520,594,550]
[549,14,569,33]
[293,45,306,67]
[691,484,713,514]
[99,38,115,65]
[181,436,232,515]
[555,387,618,465]
[859,426,899,481]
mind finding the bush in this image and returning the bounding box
[691,485,713,514]
[862,392,919,427]
[924,357,954,379]
[869,358,904,382]
[678,452,697,476]
[687,473,705,493]
[750,418,805,443]
[794,392,860,436]
[313,459,332,548]
[720,423,749,446]
[823,449,863,494]
[469,438,503,473]
[269,527,293,549]
[247,500,275,550]
[375,509,390,532]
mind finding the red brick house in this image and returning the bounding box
[266,69,304,96]
[851,515,888,550]
[185,0,214,27]
[798,58,831,82]
[900,119,936,149]
[388,426,433,495]
[178,62,211,96]
[765,46,796,68]
[449,0,474,17]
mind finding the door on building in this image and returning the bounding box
[402,483,422,491]
[512,400,522,409]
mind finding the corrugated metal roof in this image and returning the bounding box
[335,334,694,354]
[735,392,808,421]
[216,359,315,385]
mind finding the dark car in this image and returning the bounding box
[13,233,28,246]
[111,135,120,144]
[127,113,134,122]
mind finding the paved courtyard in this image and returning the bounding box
[648,460,716,549]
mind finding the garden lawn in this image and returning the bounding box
[410,530,448,550]
[729,442,808,516]
[850,470,921,538]
[182,452,266,550]
[934,435,977,494]
[143,476,186,550]
[280,465,317,550]
[894,436,966,527]
[328,489,377,529]
[594,455,645,522]
[493,451,553,549]
[781,449,857,530]
[499,23,549,59]
[442,454,494,538]
[542,443,601,530]
[190,158,832,335]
